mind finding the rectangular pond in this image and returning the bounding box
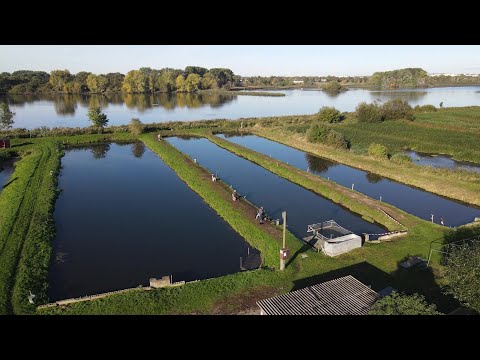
[0,159,17,191]
[405,150,480,174]
[49,142,254,301]
[217,134,480,227]
[166,137,385,241]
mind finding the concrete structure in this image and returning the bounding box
[0,139,10,149]
[149,276,171,288]
[303,220,362,256]
[257,275,379,315]
[293,80,304,84]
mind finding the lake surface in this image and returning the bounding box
[405,150,480,173]
[166,137,384,240]
[217,134,480,227]
[0,159,16,191]
[3,86,480,129]
[49,142,253,301]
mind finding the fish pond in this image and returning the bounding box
[49,142,254,301]
[217,134,480,227]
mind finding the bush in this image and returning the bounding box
[317,106,344,123]
[369,291,442,315]
[128,118,144,136]
[444,241,480,313]
[391,152,413,165]
[322,81,344,92]
[306,123,329,143]
[356,102,384,123]
[368,143,389,159]
[414,104,437,113]
[381,99,415,121]
[325,130,348,149]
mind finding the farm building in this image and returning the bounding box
[0,139,10,149]
[303,220,362,256]
[257,275,379,315]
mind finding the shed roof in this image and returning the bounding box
[257,275,379,315]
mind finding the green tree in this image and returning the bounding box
[317,106,344,123]
[381,99,415,120]
[443,241,480,313]
[185,73,202,92]
[369,292,441,315]
[306,123,329,143]
[185,66,208,77]
[322,81,344,92]
[356,102,384,123]
[325,130,348,149]
[368,143,389,159]
[49,70,73,92]
[176,75,186,92]
[201,72,217,89]
[128,118,144,135]
[87,106,108,133]
[0,103,15,130]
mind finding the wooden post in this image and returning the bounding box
[280,211,287,271]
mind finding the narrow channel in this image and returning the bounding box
[217,134,480,227]
[405,150,480,173]
[49,142,255,301]
[166,137,385,241]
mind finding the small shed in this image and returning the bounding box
[257,275,379,315]
[0,139,10,149]
[303,220,362,256]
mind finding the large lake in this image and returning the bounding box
[2,86,480,129]
[49,143,253,301]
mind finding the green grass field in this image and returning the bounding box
[0,106,478,315]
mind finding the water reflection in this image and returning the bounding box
[2,93,238,116]
[305,153,336,174]
[90,143,110,159]
[369,90,428,102]
[366,172,383,184]
[131,142,146,158]
[405,150,480,173]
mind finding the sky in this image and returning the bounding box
[1,45,479,76]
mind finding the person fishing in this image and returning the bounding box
[232,190,239,201]
[256,206,266,223]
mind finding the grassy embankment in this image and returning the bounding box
[39,130,479,315]
[0,133,136,315]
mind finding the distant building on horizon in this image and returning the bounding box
[293,80,304,84]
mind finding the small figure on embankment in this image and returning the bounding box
[232,189,239,201]
[211,173,218,182]
[256,206,267,224]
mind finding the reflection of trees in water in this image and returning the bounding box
[124,92,235,112]
[366,172,383,183]
[323,90,342,98]
[305,153,336,174]
[53,95,78,116]
[369,90,428,103]
[131,142,146,158]
[2,92,237,114]
[90,143,110,159]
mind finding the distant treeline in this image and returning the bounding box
[0,67,239,95]
[1,67,479,95]
[368,68,480,89]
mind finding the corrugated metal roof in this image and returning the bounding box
[257,275,379,315]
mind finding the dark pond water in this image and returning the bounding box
[0,159,16,191]
[2,86,480,129]
[49,142,253,301]
[166,137,384,241]
[218,134,480,227]
[405,150,480,173]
